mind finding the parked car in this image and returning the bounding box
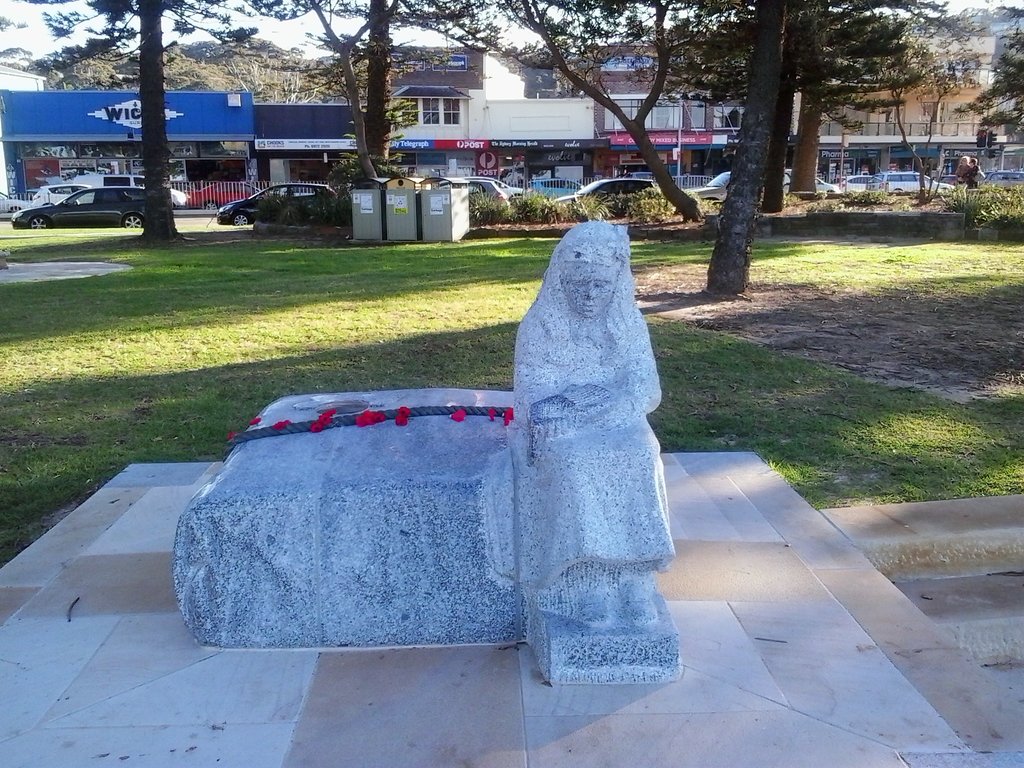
[688,171,840,201]
[216,183,335,226]
[68,173,188,207]
[868,172,954,193]
[187,180,261,209]
[843,174,878,192]
[981,170,1024,187]
[529,178,582,197]
[30,183,92,206]
[461,177,519,201]
[555,177,656,203]
[12,186,147,229]
[0,191,30,214]
[463,176,524,198]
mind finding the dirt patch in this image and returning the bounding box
[634,263,1024,401]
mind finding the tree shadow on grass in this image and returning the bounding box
[4,318,1022,564]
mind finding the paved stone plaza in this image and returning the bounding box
[1,452,1022,767]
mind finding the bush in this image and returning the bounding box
[806,199,844,213]
[469,192,511,226]
[843,190,890,207]
[943,185,1024,229]
[509,191,566,224]
[566,195,610,222]
[255,193,351,227]
[306,194,352,227]
[625,188,676,223]
[256,195,309,225]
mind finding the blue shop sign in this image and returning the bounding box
[391,138,435,150]
[0,90,255,139]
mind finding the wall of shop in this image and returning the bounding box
[0,90,254,192]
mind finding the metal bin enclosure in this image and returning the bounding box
[419,177,471,242]
[350,179,385,241]
[384,177,421,241]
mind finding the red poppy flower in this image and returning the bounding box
[356,410,387,427]
[451,408,466,422]
[271,420,291,430]
[488,407,496,421]
[503,408,514,426]
[227,431,237,441]
[310,421,325,433]
[395,406,411,427]
[248,417,262,426]
[319,409,337,421]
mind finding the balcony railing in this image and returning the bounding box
[820,121,984,139]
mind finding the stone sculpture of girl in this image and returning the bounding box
[511,221,676,641]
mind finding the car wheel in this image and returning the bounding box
[232,213,251,226]
[122,213,145,229]
[203,200,219,210]
[28,215,50,229]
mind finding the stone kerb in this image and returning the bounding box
[173,388,519,648]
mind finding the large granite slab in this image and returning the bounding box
[173,388,519,648]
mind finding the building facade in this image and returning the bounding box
[0,90,255,194]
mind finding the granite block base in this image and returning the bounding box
[173,389,520,648]
[530,599,681,684]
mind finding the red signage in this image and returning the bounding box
[433,139,490,150]
[607,131,715,147]
[476,150,498,174]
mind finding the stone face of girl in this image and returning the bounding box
[560,259,617,319]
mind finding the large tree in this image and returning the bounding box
[29,0,253,243]
[250,0,402,178]
[706,0,785,295]
[970,7,1024,131]
[419,0,704,221]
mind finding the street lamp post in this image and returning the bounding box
[676,97,684,184]
[839,132,849,189]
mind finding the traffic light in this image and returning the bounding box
[987,130,997,147]
[977,129,988,147]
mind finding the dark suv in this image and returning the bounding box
[12,187,147,229]
[216,183,335,226]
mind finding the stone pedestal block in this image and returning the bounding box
[173,389,518,648]
[529,599,681,684]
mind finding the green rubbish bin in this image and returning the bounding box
[383,177,422,241]
[351,178,386,241]
[419,177,471,242]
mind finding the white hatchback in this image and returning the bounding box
[869,172,953,193]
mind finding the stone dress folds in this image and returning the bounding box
[511,250,675,591]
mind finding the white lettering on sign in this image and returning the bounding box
[457,140,485,149]
[87,99,184,129]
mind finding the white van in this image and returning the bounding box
[63,174,187,207]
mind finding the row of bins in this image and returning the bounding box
[351,177,471,242]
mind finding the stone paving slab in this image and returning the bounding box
[2,453,1022,768]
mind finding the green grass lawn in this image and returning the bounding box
[1,228,1022,565]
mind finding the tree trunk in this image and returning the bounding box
[623,117,702,220]
[138,0,177,243]
[707,0,785,296]
[790,98,823,192]
[762,82,795,212]
[762,28,797,214]
[363,0,392,158]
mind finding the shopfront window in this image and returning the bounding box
[199,141,249,157]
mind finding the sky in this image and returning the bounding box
[0,0,1005,63]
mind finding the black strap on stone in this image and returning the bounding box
[230,405,513,446]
